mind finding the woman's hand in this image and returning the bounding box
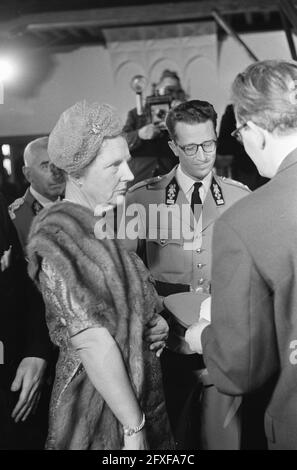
[144,314,169,357]
[122,429,149,450]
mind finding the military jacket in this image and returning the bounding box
[124,166,250,292]
[9,189,43,253]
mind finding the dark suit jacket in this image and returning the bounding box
[0,193,51,389]
[202,147,297,449]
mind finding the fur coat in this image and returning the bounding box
[27,201,173,450]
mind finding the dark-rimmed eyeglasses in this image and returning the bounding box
[231,123,247,143]
[175,139,217,156]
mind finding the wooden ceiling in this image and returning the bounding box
[0,0,295,49]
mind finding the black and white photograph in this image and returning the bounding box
[0,0,297,454]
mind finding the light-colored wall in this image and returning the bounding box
[0,29,293,137]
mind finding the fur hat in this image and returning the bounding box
[48,100,123,176]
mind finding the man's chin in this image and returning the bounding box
[185,163,214,180]
[113,194,126,206]
[194,169,212,180]
[49,185,65,195]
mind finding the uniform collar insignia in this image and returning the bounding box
[165,177,179,205]
[210,177,225,206]
[32,199,44,215]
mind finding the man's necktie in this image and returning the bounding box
[190,182,202,219]
[32,200,44,215]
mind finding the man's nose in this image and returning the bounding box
[50,163,65,183]
[122,161,134,182]
[195,146,208,161]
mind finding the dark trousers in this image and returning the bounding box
[161,348,268,450]
[161,348,205,449]
[161,348,243,450]
[0,385,50,450]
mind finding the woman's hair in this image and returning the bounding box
[48,101,123,177]
[232,60,297,135]
[165,99,217,140]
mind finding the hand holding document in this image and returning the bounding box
[199,296,211,322]
[184,296,211,354]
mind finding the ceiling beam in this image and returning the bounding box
[245,12,253,25]
[280,3,297,59]
[212,9,259,61]
[86,27,103,39]
[0,0,284,39]
[280,0,297,32]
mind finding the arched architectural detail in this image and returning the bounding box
[148,57,181,87]
[185,55,218,104]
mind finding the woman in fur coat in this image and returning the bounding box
[27,101,173,450]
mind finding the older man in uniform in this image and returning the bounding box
[8,136,65,446]
[123,100,250,449]
[9,137,65,252]
[0,193,51,449]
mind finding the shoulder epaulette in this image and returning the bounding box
[128,174,164,193]
[8,196,25,220]
[220,176,251,192]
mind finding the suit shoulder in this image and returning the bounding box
[219,176,251,194]
[8,196,26,220]
[128,174,168,194]
[219,184,259,226]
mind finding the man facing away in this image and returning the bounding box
[186,60,297,450]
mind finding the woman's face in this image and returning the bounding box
[80,136,134,208]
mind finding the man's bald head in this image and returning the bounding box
[24,136,49,167]
[23,136,65,201]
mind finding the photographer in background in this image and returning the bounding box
[123,70,187,184]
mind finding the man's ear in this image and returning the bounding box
[168,140,179,157]
[22,166,32,184]
[246,121,266,150]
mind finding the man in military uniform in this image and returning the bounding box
[9,136,65,252]
[8,136,65,447]
[123,100,250,449]
[0,193,51,449]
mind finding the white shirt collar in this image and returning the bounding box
[175,164,213,203]
[30,186,59,208]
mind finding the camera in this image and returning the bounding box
[146,94,172,130]
[146,85,186,130]
[130,74,186,127]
